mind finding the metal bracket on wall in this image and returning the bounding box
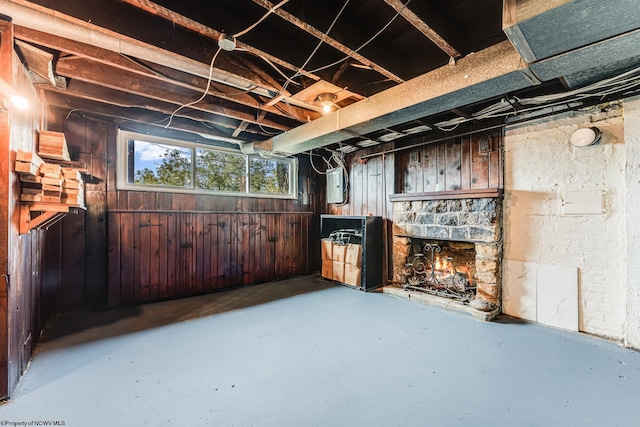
[19,203,82,234]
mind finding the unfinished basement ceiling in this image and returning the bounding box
[3,0,640,154]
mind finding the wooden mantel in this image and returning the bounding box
[389,188,503,202]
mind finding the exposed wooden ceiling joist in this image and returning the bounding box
[55,56,294,132]
[46,80,271,137]
[250,0,404,84]
[13,26,319,124]
[43,91,253,144]
[383,0,461,59]
[119,0,322,83]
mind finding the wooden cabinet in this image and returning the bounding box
[320,215,382,291]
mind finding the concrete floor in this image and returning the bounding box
[1,275,640,426]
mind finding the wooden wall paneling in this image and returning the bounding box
[217,213,231,289]
[352,160,364,216]
[43,222,63,316]
[136,212,151,302]
[144,192,157,210]
[436,143,446,190]
[368,158,381,216]
[156,193,173,210]
[207,213,220,290]
[255,214,268,282]
[488,131,502,188]
[155,213,167,298]
[290,214,302,276]
[84,196,108,309]
[405,150,421,193]
[194,212,205,293]
[181,195,196,211]
[106,121,118,211]
[300,214,309,275]
[119,213,135,304]
[461,135,472,190]
[117,191,129,210]
[267,213,277,281]
[107,212,121,307]
[421,144,436,192]
[470,134,489,189]
[201,213,212,291]
[128,191,145,211]
[445,139,462,191]
[60,212,85,312]
[240,213,251,284]
[165,212,177,298]
[183,213,195,295]
[148,213,161,300]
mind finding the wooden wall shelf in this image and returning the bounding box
[19,203,84,234]
[389,188,503,202]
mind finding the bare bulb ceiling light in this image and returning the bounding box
[317,93,337,113]
[0,77,29,110]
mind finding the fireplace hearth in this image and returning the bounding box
[386,193,503,319]
[400,242,476,302]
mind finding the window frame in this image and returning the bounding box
[117,130,298,199]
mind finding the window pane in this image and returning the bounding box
[249,158,290,194]
[131,140,192,188]
[196,148,246,192]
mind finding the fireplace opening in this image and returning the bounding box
[400,240,477,303]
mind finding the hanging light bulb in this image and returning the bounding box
[317,93,336,114]
[0,77,29,110]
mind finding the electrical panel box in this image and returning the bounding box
[326,167,344,204]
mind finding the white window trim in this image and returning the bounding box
[117,130,298,199]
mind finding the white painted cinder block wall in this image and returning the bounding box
[503,102,630,342]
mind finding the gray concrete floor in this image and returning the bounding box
[1,275,640,427]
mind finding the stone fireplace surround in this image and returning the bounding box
[387,190,503,320]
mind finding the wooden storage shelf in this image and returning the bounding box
[19,202,85,234]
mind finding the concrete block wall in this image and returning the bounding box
[503,103,627,341]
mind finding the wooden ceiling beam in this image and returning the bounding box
[13,26,318,123]
[6,0,283,96]
[55,56,294,131]
[44,80,271,137]
[383,0,461,59]
[119,0,321,83]
[250,0,404,84]
[43,91,259,144]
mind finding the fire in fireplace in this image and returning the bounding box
[399,241,477,303]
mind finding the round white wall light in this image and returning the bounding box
[569,127,602,147]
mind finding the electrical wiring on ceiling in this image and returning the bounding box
[432,65,640,131]
[163,1,292,130]
[305,0,411,76]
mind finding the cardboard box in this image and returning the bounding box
[344,264,361,287]
[332,243,347,263]
[321,259,333,280]
[332,261,345,283]
[321,239,333,260]
[345,243,362,266]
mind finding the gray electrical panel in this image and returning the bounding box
[326,167,344,204]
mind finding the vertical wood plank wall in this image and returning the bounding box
[45,114,319,309]
[395,131,502,193]
[1,21,47,398]
[325,129,503,282]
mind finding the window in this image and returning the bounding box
[117,130,297,199]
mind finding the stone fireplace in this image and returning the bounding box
[387,192,503,320]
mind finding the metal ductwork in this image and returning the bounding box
[260,0,640,155]
[262,40,536,155]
